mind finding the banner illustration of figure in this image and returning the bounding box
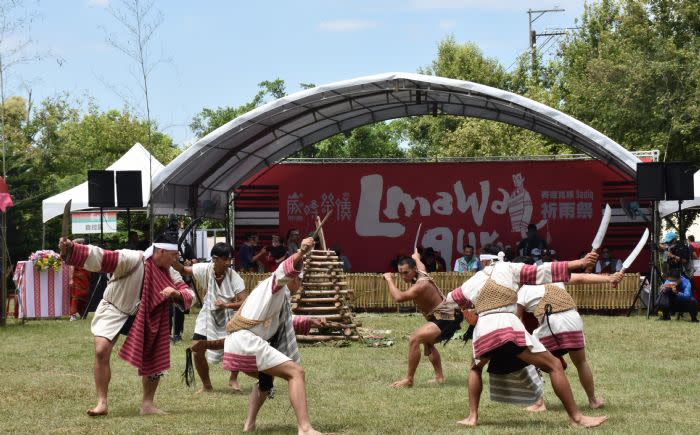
[507,173,547,238]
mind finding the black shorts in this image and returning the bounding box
[192,333,207,341]
[430,311,464,343]
[485,342,529,374]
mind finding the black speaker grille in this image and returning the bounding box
[87,170,115,208]
[116,171,143,207]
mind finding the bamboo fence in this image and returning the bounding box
[239,272,641,311]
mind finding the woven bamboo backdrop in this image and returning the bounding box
[239,272,640,311]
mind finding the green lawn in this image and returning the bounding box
[1,312,699,434]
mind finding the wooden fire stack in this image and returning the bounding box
[292,214,360,342]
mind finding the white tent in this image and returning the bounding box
[658,169,700,217]
[42,143,164,223]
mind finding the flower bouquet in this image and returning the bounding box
[29,250,62,272]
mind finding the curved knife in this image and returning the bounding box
[591,204,612,252]
[621,228,650,272]
[61,199,72,239]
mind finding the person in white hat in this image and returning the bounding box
[60,232,193,417]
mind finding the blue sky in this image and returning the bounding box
[8,0,586,146]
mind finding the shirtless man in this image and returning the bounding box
[383,251,463,388]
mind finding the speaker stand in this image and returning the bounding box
[126,208,131,237]
[99,207,104,247]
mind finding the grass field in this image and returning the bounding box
[1,312,699,434]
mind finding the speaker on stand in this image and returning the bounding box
[633,162,696,318]
[116,171,143,237]
[87,170,115,246]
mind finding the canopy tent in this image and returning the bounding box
[42,143,164,223]
[658,169,700,217]
[151,72,640,219]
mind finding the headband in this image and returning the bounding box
[144,243,178,259]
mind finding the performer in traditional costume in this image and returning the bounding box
[516,272,622,410]
[174,242,246,392]
[59,233,193,417]
[449,251,608,428]
[223,237,325,434]
[382,251,463,388]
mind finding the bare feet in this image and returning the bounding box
[229,379,242,393]
[243,419,255,432]
[456,414,478,427]
[86,403,108,417]
[390,378,413,388]
[525,398,547,412]
[140,405,169,416]
[427,376,445,385]
[298,428,324,435]
[196,386,214,394]
[589,398,605,409]
[571,414,608,428]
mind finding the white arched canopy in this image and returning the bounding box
[152,72,640,218]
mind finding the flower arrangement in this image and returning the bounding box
[29,250,62,272]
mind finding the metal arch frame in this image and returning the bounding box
[152,72,640,218]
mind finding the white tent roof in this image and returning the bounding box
[658,169,700,217]
[151,72,640,219]
[42,143,164,223]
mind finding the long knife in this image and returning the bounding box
[591,204,612,252]
[413,223,422,252]
[621,228,650,272]
[61,199,72,239]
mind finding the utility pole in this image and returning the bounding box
[527,7,565,75]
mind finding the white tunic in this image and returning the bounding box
[66,243,187,341]
[517,283,585,352]
[458,261,571,363]
[191,263,245,363]
[223,257,301,372]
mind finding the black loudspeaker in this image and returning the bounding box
[87,170,115,207]
[116,171,143,207]
[664,162,695,200]
[636,163,666,200]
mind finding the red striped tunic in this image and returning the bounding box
[118,258,192,376]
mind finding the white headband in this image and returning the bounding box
[480,254,498,262]
[144,243,178,259]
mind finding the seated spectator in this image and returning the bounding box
[239,234,266,272]
[657,269,698,322]
[263,234,288,272]
[422,247,447,272]
[453,245,481,272]
[286,228,300,256]
[517,223,547,256]
[595,247,622,273]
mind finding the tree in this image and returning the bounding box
[0,0,41,324]
[402,36,563,158]
[189,79,286,138]
[4,95,178,268]
[556,0,700,163]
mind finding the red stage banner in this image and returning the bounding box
[239,160,647,272]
